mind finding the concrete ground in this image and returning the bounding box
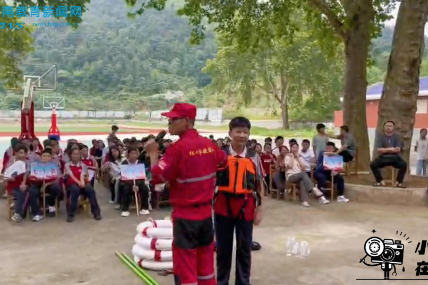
[1,183,428,285]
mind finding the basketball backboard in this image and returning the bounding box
[42,96,65,110]
[23,64,57,91]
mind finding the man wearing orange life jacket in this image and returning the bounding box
[214,117,265,285]
[147,103,226,285]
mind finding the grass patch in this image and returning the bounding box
[0,120,316,139]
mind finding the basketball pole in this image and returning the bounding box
[19,65,57,140]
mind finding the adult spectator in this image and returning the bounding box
[415,128,428,176]
[314,142,349,203]
[312,123,329,158]
[284,143,329,207]
[328,125,356,162]
[107,125,119,143]
[299,139,315,175]
[272,136,285,157]
[370,121,407,188]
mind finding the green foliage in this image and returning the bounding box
[368,26,428,85]
[0,0,217,110]
[203,17,344,122]
[0,0,91,88]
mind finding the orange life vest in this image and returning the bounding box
[217,152,257,195]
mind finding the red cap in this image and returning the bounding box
[161,103,197,119]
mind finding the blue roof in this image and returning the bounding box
[367,76,428,98]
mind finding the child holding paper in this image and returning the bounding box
[80,144,98,187]
[28,149,61,218]
[119,146,150,217]
[5,144,31,223]
[64,148,101,223]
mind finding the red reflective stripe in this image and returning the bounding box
[153,220,158,228]
[142,227,149,237]
[150,238,158,250]
[154,250,162,261]
[138,259,143,267]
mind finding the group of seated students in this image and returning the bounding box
[0,120,411,220]
[2,137,102,223]
[244,123,356,207]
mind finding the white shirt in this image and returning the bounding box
[283,155,302,179]
[416,138,428,160]
[299,149,315,172]
[229,145,247,157]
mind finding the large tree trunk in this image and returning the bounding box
[280,103,289,129]
[342,3,373,171]
[374,0,428,165]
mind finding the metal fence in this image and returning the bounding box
[0,108,224,121]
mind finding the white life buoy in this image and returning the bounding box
[135,234,172,251]
[134,256,173,271]
[136,219,173,239]
[132,244,173,261]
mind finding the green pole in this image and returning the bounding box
[121,252,160,285]
[115,251,154,285]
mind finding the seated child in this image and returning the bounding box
[5,144,33,222]
[119,146,150,217]
[28,149,61,218]
[64,148,101,223]
[80,144,98,187]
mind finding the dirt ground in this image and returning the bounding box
[2,183,428,285]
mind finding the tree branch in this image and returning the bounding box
[280,69,289,105]
[307,0,347,40]
[255,83,273,94]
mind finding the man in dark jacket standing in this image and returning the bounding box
[147,103,226,285]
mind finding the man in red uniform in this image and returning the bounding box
[147,103,226,285]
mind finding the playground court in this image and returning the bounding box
[1,182,428,285]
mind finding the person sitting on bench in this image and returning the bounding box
[370,120,407,188]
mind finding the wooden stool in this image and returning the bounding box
[7,194,14,220]
[387,166,396,186]
[41,184,60,218]
[286,182,298,202]
[78,195,91,215]
[325,174,336,200]
[269,165,280,200]
[344,148,358,176]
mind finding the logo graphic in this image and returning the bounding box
[358,230,428,281]
[360,236,403,279]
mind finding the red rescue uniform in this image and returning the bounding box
[151,103,226,285]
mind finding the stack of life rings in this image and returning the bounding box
[133,218,173,271]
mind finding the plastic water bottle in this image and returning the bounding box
[292,241,300,256]
[286,237,295,256]
[299,241,310,257]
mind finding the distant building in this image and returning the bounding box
[334,77,428,128]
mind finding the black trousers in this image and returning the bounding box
[370,155,407,183]
[119,180,149,211]
[67,184,100,217]
[109,180,116,202]
[339,150,354,163]
[215,213,253,285]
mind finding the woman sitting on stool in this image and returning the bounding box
[119,146,150,217]
[284,143,329,207]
